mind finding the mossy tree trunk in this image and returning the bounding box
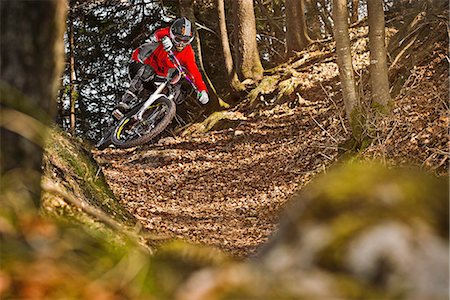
[367,0,392,114]
[231,0,264,81]
[216,0,244,92]
[286,0,312,56]
[0,0,67,207]
[332,0,365,142]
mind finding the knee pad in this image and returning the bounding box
[129,77,143,94]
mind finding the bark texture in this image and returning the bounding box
[216,0,242,91]
[332,0,364,141]
[232,0,263,81]
[0,0,67,206]
[351,0,360,23]
[286,0,312,55]
[367,0,392,113]
[68,7,77,133]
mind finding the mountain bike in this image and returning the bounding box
[96,51,196,149]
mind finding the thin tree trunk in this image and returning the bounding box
[179,0,229,109]
[367,0,392,114]
[319,0,334,35]
[0,0,67,207]
[232,0,264,81]
[286,0,312,55]
[351,0,360,23]
[69,7,77,134]
[216,0,243,92]
[272,0,285,39]
[256,0,284,40]
[305,0,322,39]
[332,0,364,141]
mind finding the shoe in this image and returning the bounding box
[116,101,130,112]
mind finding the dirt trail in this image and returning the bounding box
[93,97,349,257]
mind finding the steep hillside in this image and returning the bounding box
[41,127,139,240]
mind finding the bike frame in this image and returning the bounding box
[135,80,169,121]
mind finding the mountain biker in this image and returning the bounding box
[113,17,209,118]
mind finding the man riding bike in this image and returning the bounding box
[113,17,209,119]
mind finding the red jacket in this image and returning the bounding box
[131,27,207,92]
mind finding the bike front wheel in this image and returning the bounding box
[111,96,176,148]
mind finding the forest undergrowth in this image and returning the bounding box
[92,14,449,258]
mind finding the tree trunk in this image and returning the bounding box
[317,0,333,37]
[231,0,264,81]
[0,0,67,207]
[367,0,392,114]
[305,0,323,39]
[69,7,77,134]
[332,0,364,141]
[216,0,243,92]
[351,0,360,24]
[286,0,312,55]
[178,0,229,110]
[272,0,285,39]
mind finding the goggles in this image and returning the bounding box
[170,32,194,47]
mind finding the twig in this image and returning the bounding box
[434,156,449,170]
[383,120,398,144]
[390,35,418,69]
[258,32,286,45]
[319,82,348,134]
[95,166,101,180]
[319,152,333,161]
[425,147,450,157]
[422,152,438,167]
[195,22,218,37]
[308,111,338,143]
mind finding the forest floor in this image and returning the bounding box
[93,23,449,258]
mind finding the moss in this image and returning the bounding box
[349,107,366,144]
[303,160,449,240]
[248,75,280,105]
[42,127,135,226]
[371,99,394,115]
[276,78,300,102]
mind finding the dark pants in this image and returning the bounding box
[121,62,155,104]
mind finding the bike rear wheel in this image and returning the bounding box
[111,96,176,148]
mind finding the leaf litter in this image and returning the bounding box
[93,23,448,258]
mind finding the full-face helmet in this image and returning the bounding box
[170,17,195,51]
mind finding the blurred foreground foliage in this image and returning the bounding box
[0,128,448,299]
